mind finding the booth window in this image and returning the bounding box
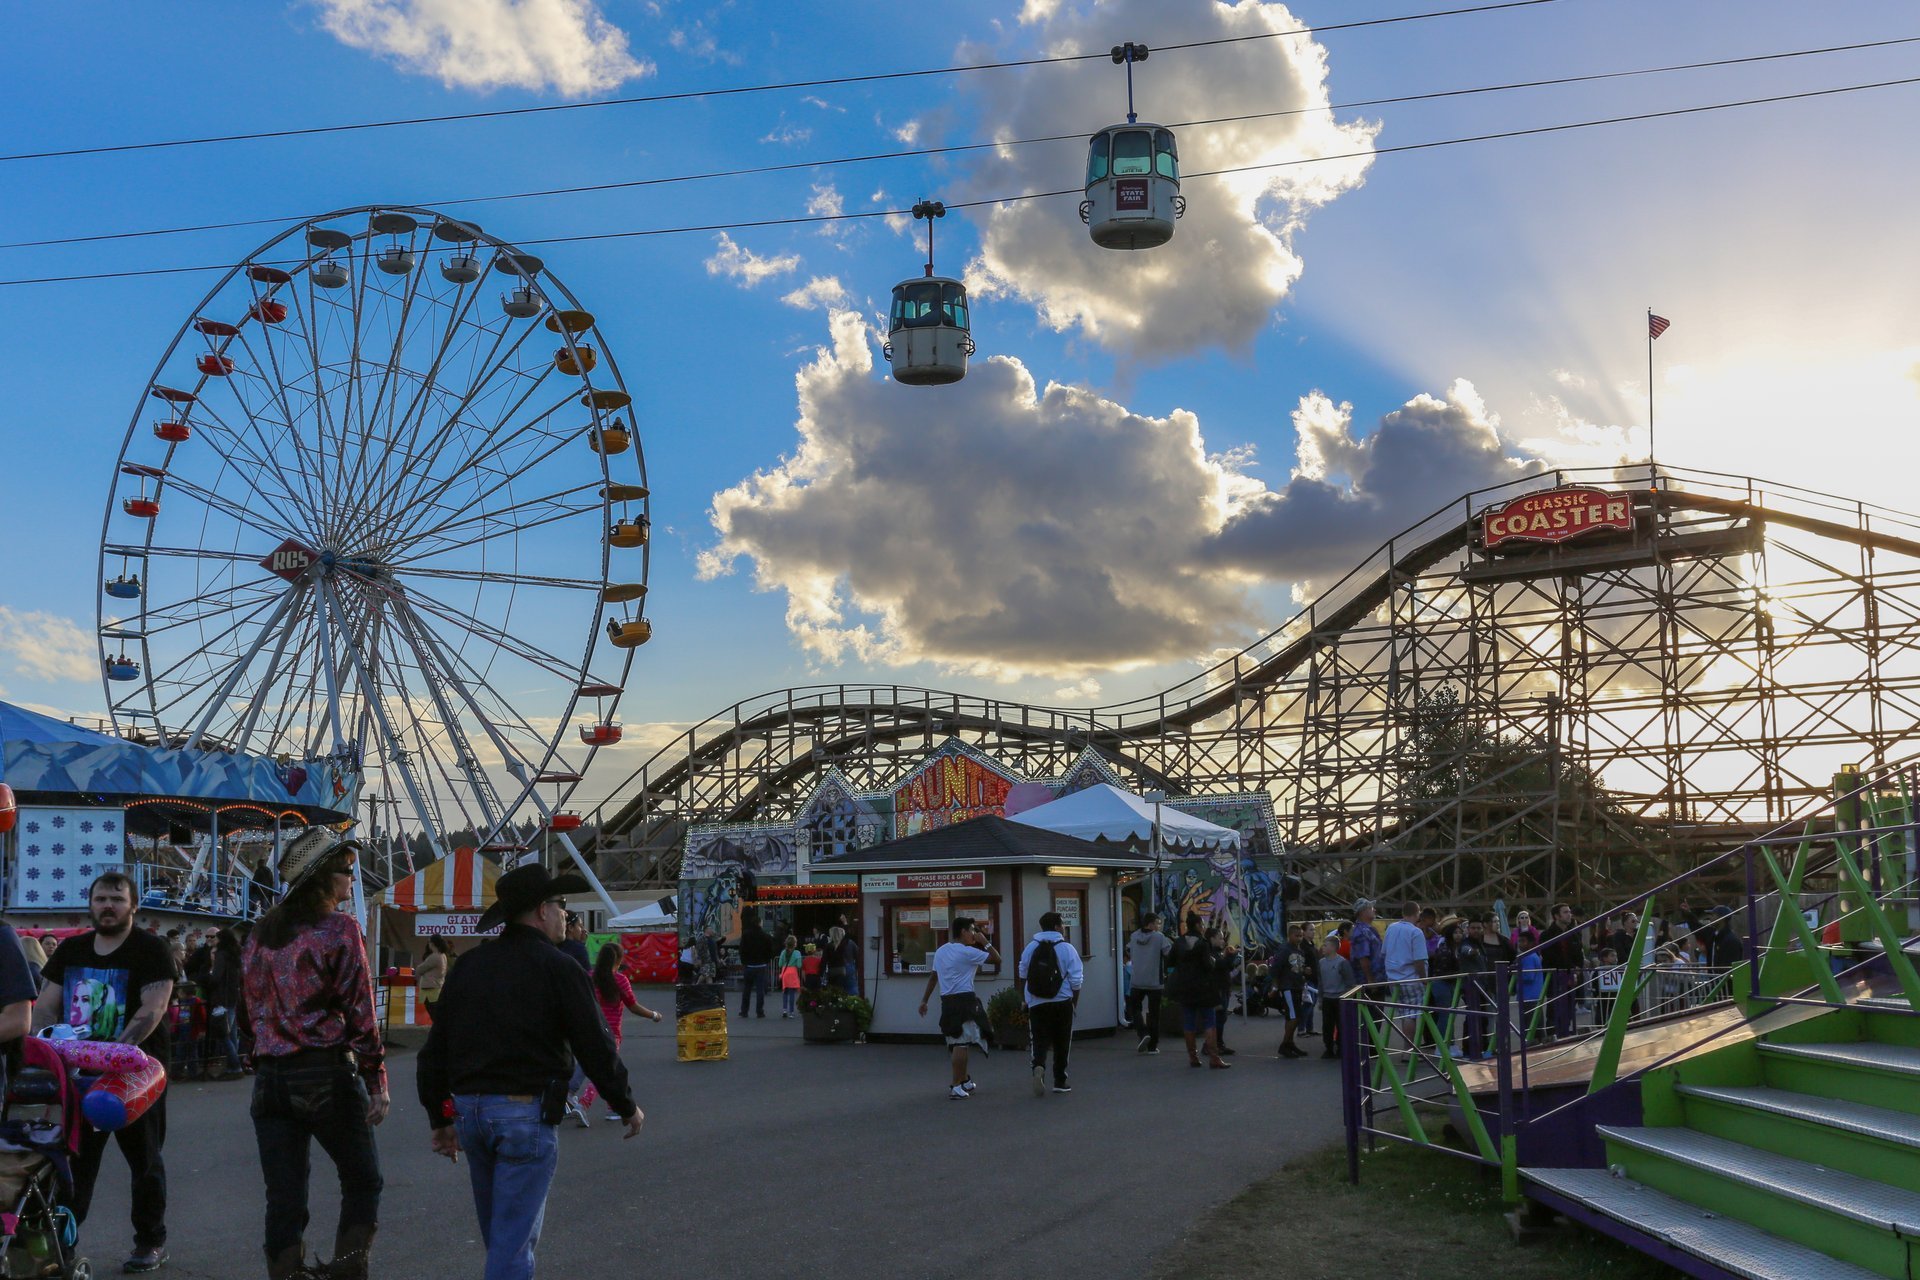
[884,897,1002,977]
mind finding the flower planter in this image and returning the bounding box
[802,1007,858,1043]
[994,1021,1029,1052]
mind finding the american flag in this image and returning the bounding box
[1648,313,1672,340]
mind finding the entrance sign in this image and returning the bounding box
[1482,487,1632,549]
[861,870,986,892]
[415,912,501,937]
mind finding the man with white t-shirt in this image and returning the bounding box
[917,917,1001,1101]
[1381,901,1430,1036]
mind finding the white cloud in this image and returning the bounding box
[801,95,844,113]
[704,233,801,287]
[807,184,854,238]
[700,315,1545,679]
[0,607,99,683]
[759,121,812,146]
[1052,677,1103,701]
[781,276,850,310]
[961,0,1376,361]
[313,0,651,96]
[892,120,921,145]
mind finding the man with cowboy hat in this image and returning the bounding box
[418,864,643,1280]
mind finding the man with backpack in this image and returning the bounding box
[1018,911,1085,1096]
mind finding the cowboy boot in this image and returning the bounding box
[267,1242,317,1280]
[1205,1027,1231,1069]
[1184,1031,1201,1067]
[326,1224,377,1280]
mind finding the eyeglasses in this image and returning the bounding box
[544,897,568,912]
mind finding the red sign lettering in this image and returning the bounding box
[260,538,318,582]
[1482,487,1633,550]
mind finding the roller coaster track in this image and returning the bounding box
[588,465,1920,900]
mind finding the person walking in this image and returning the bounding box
[1207,926,1239,1056]
[35,871,177,1273]
[207,926,246,1078]
[1125,912,1172,1054]
[775,935,805,1018]
[1271,922,1312,1059]
[1316,935,1356,1059]
[916,916,999,1100]
[242,831,387,1280]
[1168,915,1229,1069]
[737,911,776,1019]
[419,865,644,1280]
[558,914,591,971]
[1539,903,1584,1040]
[1018,911,1084,1096]
[417,936,453,1016]
[576,944,664,1122]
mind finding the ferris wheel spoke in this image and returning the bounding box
[177,584,305,750]
[382,605,502,835]
[390,483,606,564]
[225,316,330,517]
[349,240,434,506]
[388,563,605,592]
[376,280,491,502]
[386,423,589,556]
[176,394,318,524]
[138,589,294,724]
[136,579,283,637]
[399,580,587,685]
[380,370,577,546]
[234,586,310,753]
[105,543,260,564]
[321,578,447,860]
[158,472,306,545]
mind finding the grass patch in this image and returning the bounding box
[1149,1137,1671,1280]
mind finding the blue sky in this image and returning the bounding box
[1,0,1916,814]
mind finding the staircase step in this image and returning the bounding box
[1600,1124,1920,1234]
[1676,1085,1920,1151]
[1523,1167,1883,1280]
[1761,1041,1920,1078]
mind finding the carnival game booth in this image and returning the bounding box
[0,700,355,929]
[811,815,1156,1041]
[606,897,680,985]
[373,848,500,1025]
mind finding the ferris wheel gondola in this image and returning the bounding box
[884,200,973,386]
[1080,42,1184,251]
[97,205,654,864]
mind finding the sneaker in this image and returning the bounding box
[948,1085,970,1101]
[1031,1064,1047,1097]
[124,1246,168,1273]
[962,1078,978,1094]
[1136,1035,1152,1053]
[604,1111,622,1121]
[1147,1046,1160,1055]
[1052,1082,1072,1093]
[568,1100,591,1129]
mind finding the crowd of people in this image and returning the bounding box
[678,914,864,1009]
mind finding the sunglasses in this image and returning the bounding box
[544,897,569,912]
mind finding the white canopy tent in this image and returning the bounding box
[606,900,677,931]
[1008,783,1240,850]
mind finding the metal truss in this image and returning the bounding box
[590,466,1920,908]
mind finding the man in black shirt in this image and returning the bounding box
[35,871,178,1273]
[737,911,776,1019]
[420,865,643,1279]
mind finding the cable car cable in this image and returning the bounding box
[3,70,1914,289]
[3,33,1910,254]
[0,0,1564,165]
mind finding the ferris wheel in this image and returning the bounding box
[96,204,651,864]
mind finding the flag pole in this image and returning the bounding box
[1646,307,1656,487]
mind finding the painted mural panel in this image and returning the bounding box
[1058,751,1123,796]
[683,824,796,879]
[796,772,892,864]
[10,806,124,910]
[890,742,1019,838]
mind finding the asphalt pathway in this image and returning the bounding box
[81,1002,1342,1278]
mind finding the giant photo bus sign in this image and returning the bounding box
[1482,486,1633,550]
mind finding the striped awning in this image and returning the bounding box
[378,849,499,912]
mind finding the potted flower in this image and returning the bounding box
[986,986,1028,1051]
[799,986,871,1043]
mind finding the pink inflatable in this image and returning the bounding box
[81,1056,166,1132]
[48,1039,150,1074]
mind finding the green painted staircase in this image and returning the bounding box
[1522,1002,1920,1279]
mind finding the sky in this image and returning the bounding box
[0,0,1916,821]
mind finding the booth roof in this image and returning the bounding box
[378,848,500,912]
[1008,782,1240,850]
[811,814,1158,871]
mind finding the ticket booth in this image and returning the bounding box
[811,815,1155,1040]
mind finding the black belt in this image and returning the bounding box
[257,1047,357,1069]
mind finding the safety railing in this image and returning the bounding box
[102,862,280,920]
[1339,758,1920,1198]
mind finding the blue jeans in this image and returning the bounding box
[454,1096,559,1280]
[740,964,769,1016]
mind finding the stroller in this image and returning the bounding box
[0,1038,91,1279]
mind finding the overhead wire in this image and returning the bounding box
[0,0,1561,165]
[3,71,1916,288]
[5,34,1914,255]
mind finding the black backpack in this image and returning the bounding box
[1027,939,1066,999]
